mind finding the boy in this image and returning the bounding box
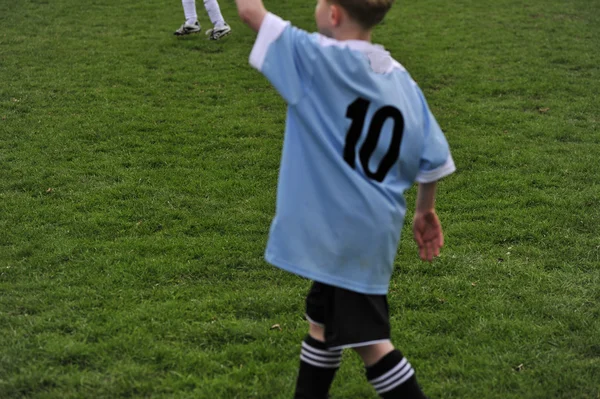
[234,0,455,397]
[174,0,231,40]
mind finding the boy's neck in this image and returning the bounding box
[332,26,372,42]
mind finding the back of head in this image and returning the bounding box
[329,0,395,29]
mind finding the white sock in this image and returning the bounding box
[182,0,197,24]
[203,0,225,27]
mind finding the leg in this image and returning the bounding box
[354,340,395,367]
[203,0,231,40]
[308,321,326,342]
[203,0,226,27]
[294,283,342,399]
[354,342,428,399]
[321,285,427,399]
[182,0,198,24]
[294,322,342,399]
[174,0,201,35]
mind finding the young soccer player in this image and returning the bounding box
[234,0,456,397]
[174,0,231,40]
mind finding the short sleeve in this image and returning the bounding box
[249,13,318,104]
[414,87,456,183]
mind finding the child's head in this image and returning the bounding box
[315,0,394,38]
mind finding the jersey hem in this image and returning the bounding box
[416,154,456,183]
[265,252,389,295]
[329,338,392,351]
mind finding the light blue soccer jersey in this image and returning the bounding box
[250,13,456,295]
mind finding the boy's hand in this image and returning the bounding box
[413,210,444,262]
[235,0,267,32]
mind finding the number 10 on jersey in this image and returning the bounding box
[343,98,405,183]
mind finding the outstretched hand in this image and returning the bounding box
[413,210,444,262]
[235,0,267,32]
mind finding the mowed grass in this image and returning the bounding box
[1,0,599,397]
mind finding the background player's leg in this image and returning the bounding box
[174,0,200,35]
[182,0,198,24]
[294,322,342,399]
[354,343,428,399]
[202,0,231,40]
[203,0,226,27]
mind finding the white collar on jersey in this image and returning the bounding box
[318,35,386,53]
[344,40,387,53]
[317,36,401,74]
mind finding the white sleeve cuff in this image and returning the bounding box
[249,12,290,70]
[415,155,456,183]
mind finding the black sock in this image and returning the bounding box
[293,335,342,399]
[366,349,427,399]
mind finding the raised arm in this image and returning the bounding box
[413,181,444,262]
[234,0,268,32]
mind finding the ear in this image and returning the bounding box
[329,4,343,27]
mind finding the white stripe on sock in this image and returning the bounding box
[372,361,412,391]
[301,349,342,365]
[369,358,408,384]
[301,342,342,357]
[300,354,341,369]
[378,368,415,394]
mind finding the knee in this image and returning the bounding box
[309,322,325,342]
[353,341,395,367]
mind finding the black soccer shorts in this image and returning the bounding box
[305,281,391,350]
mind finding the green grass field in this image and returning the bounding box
[1,0,599,397]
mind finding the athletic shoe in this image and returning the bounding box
[205,23,231,40]
[174,21,201,36]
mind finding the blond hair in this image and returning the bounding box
[328,0,394,29]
